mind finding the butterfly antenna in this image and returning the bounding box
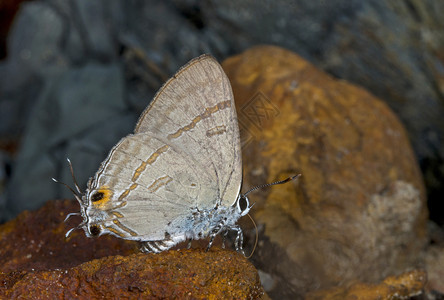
[243,174,301,196]
[52,158,85,223]
[245,213,258,259]
[67,158,82,194]
[51,177,81,200]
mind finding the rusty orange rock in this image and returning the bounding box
[1,249,263,299]
[0,199,139,273]
[0,200,264,298]
[305,269,427,299]
[223,45,427,298]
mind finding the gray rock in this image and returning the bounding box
[3,63,135,219]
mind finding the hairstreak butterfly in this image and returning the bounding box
[57,55,297,253]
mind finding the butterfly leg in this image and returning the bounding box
[206,234,216,252]
[187,239,192,249]
[141,241,163,253]
[141,240,175,253]
[141,242,154,253]
[206,222,223,252]
[232,225,245,255]
[221,230,229,249]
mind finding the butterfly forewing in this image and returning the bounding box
[135,55,242,207]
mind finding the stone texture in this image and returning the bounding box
[425,245,444,294]
[222,45,427,298]
[305,269,427,300]
[1,250,263,299]
[203,0,444,224]
[0,199,139,273]
[3,63,136,219]
[0,200,264,298]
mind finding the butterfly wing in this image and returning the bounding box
[135,55,242,208]
[85,55,242,241]
[86,132,215,240]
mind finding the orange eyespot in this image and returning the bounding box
[89,186,113,210]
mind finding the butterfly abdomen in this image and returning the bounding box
[188,206,241,240]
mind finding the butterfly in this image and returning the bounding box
[56,55,250,254]
[58,55,298,254]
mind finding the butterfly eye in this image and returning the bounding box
[91,192,104,202]
[237,195,249,215]
[89,225,101,236]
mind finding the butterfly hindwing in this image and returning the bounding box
[86,132,220,240]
